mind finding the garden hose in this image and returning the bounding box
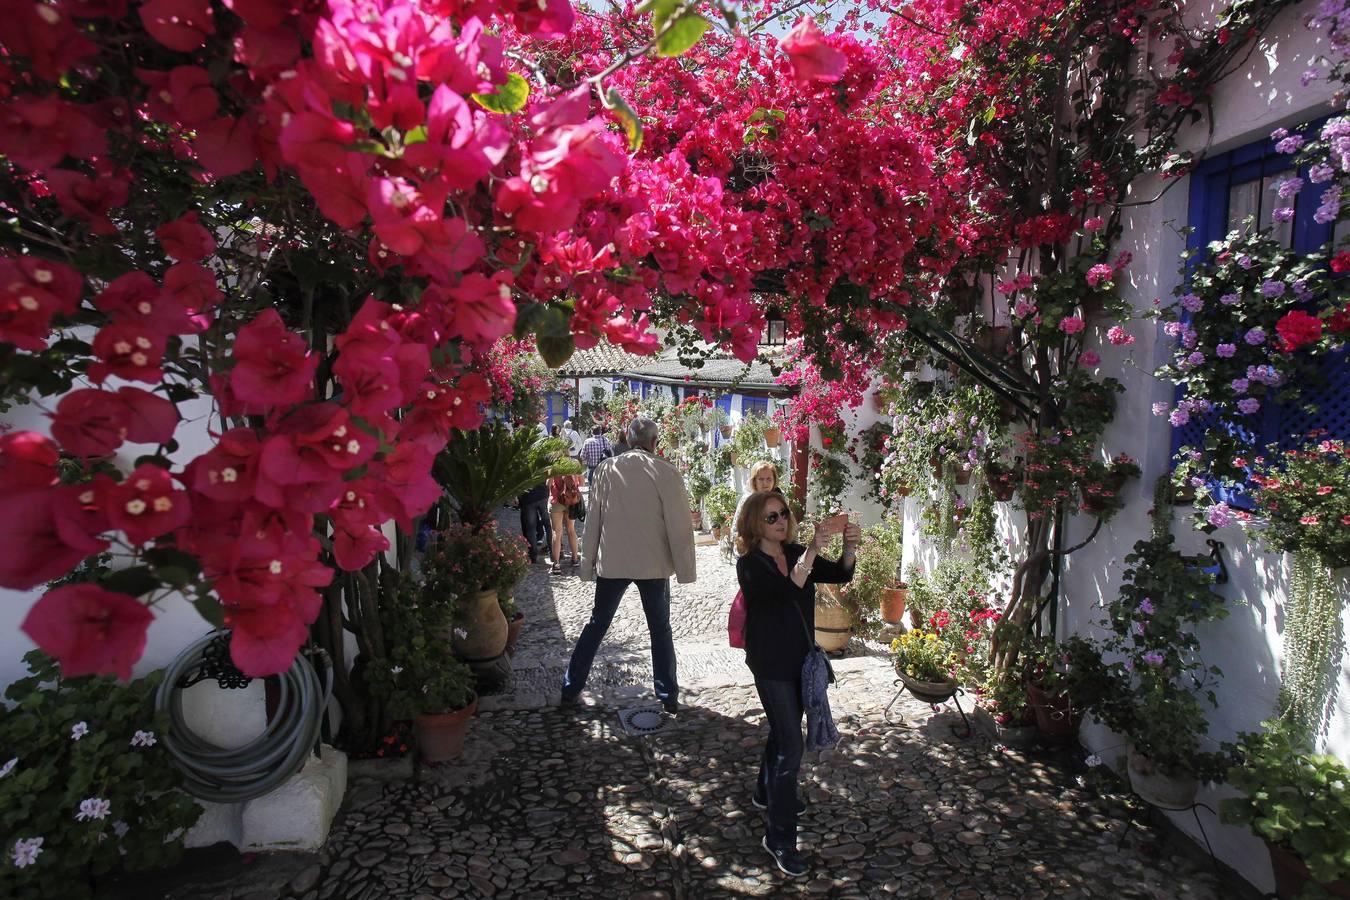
[155,630,334,804]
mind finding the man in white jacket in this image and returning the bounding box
[563,417,697,714]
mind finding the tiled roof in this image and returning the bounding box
[555,343,654,377]
[620,354,794,393]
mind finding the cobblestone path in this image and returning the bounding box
[155,510,1231,900]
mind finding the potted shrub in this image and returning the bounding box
[706,483,739,542]
[432,422,581,532]
[422,522,530,662]
[1019,635,1077,744]
[1222,727,1350,900]
[890,629,957,702]
[366,577,478,763]
[838,519,904,630]
[1079,453,1141,519]
[1062,534,1231,807]
[984,458,1022,502]
[686,468,713,531]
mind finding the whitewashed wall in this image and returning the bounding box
[896,2,1348,892]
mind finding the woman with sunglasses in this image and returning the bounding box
[734,492,859,878]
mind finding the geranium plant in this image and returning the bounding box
[363,577,476,721]
[0,651,201,900]
[890,629,953,684]
[422,522,529,603]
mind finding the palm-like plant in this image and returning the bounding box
[433,424,581,532]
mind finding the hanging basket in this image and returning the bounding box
[720,424,733,438]
[896,669,959,704]
[763,426,782,448]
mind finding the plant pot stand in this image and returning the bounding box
[882,676,972,739]
[1114,799,1221,877]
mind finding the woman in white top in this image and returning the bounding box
[730,459,784,551]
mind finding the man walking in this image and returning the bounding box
[561,419,584,459]
[564,417,696,713]
[580,426,613,486]
[517,480,552,564]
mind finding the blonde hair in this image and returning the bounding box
[747,459,779,492]
[734,491,795,556]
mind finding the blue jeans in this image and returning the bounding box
[754,675,804,851]
[562,577,677,705]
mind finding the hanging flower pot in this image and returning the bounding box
[447,589,509,662]
[954,466,972,486]
[1127,745,1199,808]
[880,583,908,625]
[763,426,782,447]
[896,669,959,704]
[720,424,733,438]
[690,507,703,531]
[413,694,478,763]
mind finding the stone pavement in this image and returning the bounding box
[133,510,1238,900]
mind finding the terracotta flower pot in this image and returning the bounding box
[814,585,851,652]
[505,611,525,658]
[871,393,891,414]
[763,426,781,448]
[447,589,509,662]
[413,694,478,763]
[1126,745,1199,808]
[711,525,723,540]
[908,606,923,629]
[880,584,908,625]
[690,508,703,531]
[720,424,733,438]
[954,467,972,486]
[1026,683,1075,743]
[1266,839,1350,900]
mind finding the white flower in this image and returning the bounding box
[11,837,43,869]
[1085,754,1103,768]
[390,666,404,675]
[113,821,129,839]
[0,758,16,779]
[76,798,111,822]
[453,628,468,640]
[70,722,88,741]
[130,730,156,748]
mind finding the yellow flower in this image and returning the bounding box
[926,633,937,642]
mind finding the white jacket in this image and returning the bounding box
[579,449,697,584]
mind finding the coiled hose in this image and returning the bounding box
[155,631,334,803]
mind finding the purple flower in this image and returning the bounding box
[1260,280,1285,297]
[1186,350,1206,366]
[1237,254,1254,269]
[967,448,979,464]
[1169,408,1191,427]
[1124,658,1135,672]
[972,430,988,448]
[1216,343,1236,358]
[1231,377,1250,393]
[1277,177,1304,198]
[1151,402,1170,417]
[1275,135,1305,154]
[1238,397,1261,414]
[1310,163,1335,183]
[1142,651,1165,666]
[1270,127,1289,141]
[1219,292,1240,305]
[1206,502,1235,528]
[1139,598,1155,615]
[1180,293,1204,312]
[1132,621,1145,636]
[1163,321,1183,337]
[1301,69,1321,86]
[1293,279,1311,300]
[1272,206,1296,222]
[1245,327,1266,346]
[1315,186,1341,224]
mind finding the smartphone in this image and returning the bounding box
[820,512,850,535]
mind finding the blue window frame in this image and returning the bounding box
[742,396,768,419]
[1178,125,1349,506]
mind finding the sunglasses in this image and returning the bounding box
[763,510,789,524]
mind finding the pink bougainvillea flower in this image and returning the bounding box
[0,96,106,172]
[279,111,357,171]
[94,271,200,335]
[780,17,847,84]
[0,484,110,590]
[500,0,574,35]
[0,257,83,351]
[156,212,216,261]
[50,387,178,458]
[163,262,223,325]
[0,431,59,492]
[186,427,262,502]
[22,585,153,680]
[229,308,318,409]
[88,324,166,384]
[139,0,216,51]
[104,463,191,545]
[0,2,98,80]
[45,169,129,236]
[332,520,389,572]
[194,115,259,180]
[441,272,516,348]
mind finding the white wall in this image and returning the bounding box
[896,3,1348,891]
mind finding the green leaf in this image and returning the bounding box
[605,89,643,152]
[472,73,530,114]
[191,595,225,629]
[403,125,428,146]
[537,334,575,368]
[655,11,709,57]
[101,566,159,598]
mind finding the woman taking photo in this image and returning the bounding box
[734,493,858,878]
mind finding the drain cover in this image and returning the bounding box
[617,705,669,737]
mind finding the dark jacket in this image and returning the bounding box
[736,543,853,681]
[519,483,548,506]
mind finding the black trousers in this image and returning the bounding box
[519,499,551,561]
[754,674,804,851]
